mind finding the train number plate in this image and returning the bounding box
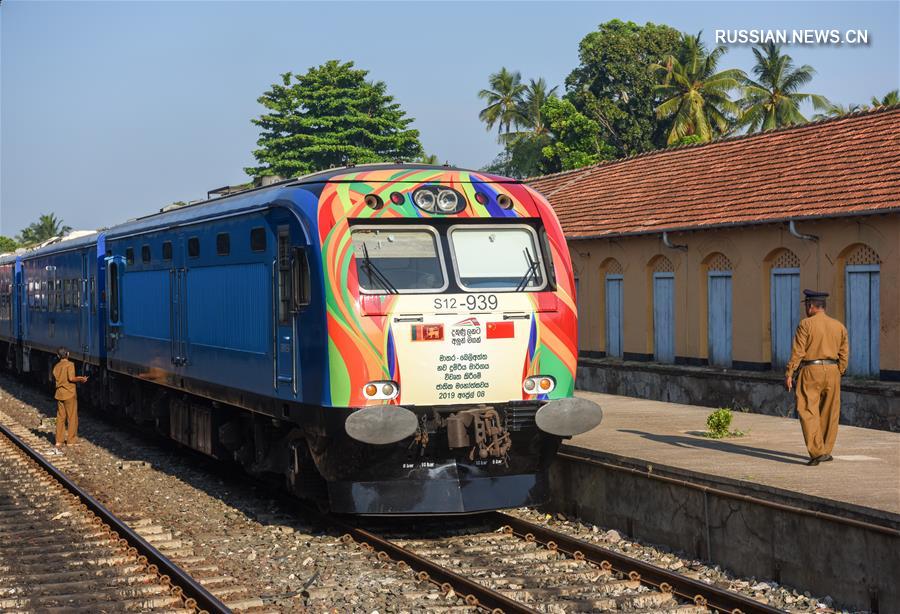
[433,294,498,311]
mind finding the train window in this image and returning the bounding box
[90,276,96,313]
[188,237,200,258]
[448,225,547,292]
[350,226,446,293]
[126,248,134,265]
[250,227,266,252]
[142,245,151,263]
[162,241,172,260]
[63,279,71,310]
[216,233,230,256]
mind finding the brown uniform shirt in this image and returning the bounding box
[52,358,78,401]
[784,311,849,377]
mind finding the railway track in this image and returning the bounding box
[0,416,230,614]
[336,511,786,614]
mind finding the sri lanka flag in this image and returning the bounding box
[411,324,444,341]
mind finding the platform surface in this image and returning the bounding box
[567,390,900,520]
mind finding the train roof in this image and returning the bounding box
[105,164,518,240]
[7,165,522,250]
[12,231,103,262]
[291,163,516,184]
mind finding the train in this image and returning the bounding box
[0,164,602,514]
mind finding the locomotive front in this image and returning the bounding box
[312,167,602,514]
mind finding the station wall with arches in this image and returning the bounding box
[567,215,899,381]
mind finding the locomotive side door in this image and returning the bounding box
[274,226,295,392]
[79,252,90,355]
[170,236,189,366]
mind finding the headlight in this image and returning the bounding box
[363,380,399,400]
[413,189,436,212]
[412,187,466,214]
[523,375,555,394]
[437,190,458,212]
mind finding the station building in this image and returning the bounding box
[528,106,900,429]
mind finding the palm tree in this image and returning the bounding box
[739,43,830,132]
[652,33,745,145]
[16,213,72,246]
[871,90,899,107]
[516,78,559,137]
[812,101,869,120]
[478,68,527,137]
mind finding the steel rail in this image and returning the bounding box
[319,509,537,614]
[488,511,783,614]
[558,451,900,537]
[0,421,231,614]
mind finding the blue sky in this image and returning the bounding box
[2,1,898,236]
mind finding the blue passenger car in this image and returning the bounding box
[0,255,21,366]
[18,233,105,373]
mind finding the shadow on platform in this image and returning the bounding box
[618,429,810,465]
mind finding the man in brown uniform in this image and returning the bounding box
[52,347,88,453]
[785,290,849,466]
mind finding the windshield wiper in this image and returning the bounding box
[360,243,398,294]
[515,248,540,292]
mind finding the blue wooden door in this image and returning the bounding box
[708,271,732,367]
[605,274,623,358]
[771,267,800,369]
[653,273,675,363]
[846,265,880,377]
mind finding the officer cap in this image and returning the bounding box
[802,289,829,301]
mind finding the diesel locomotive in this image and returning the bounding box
[0,164,602,514]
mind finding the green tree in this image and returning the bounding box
[0,236,18,253]
[652,33,744,145]
[540,98,616,172]
[478,68,527,137]
[565,20,682,156]
[871,90,899,107]
[739,43,829,132]
[246,60,422,178]
[16,213,72,246]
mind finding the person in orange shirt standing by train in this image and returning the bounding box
[784,290,849,466]
[51,347,88,454]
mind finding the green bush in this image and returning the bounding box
[705,408,734,439]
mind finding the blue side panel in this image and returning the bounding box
[653,273,675,364]
[187,264,268,353]
[123,270,171,340]
[707,271,733,368]
[605,275,623,358]
[846,265,880,377]
[771,268,800,369]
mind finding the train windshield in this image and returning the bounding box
[351,227,446,293]
[449,225,546,291]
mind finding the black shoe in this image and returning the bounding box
[820,454,833,462]
[806,457,820,466]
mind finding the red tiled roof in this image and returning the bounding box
[526,106,900,239]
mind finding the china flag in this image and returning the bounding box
[486,321,515,339]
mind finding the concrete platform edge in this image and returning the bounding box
[559,443,900,530]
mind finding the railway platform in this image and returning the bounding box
[548,391,900,613]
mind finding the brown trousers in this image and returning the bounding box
[795,364,841,458]
[55,397,78,446]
